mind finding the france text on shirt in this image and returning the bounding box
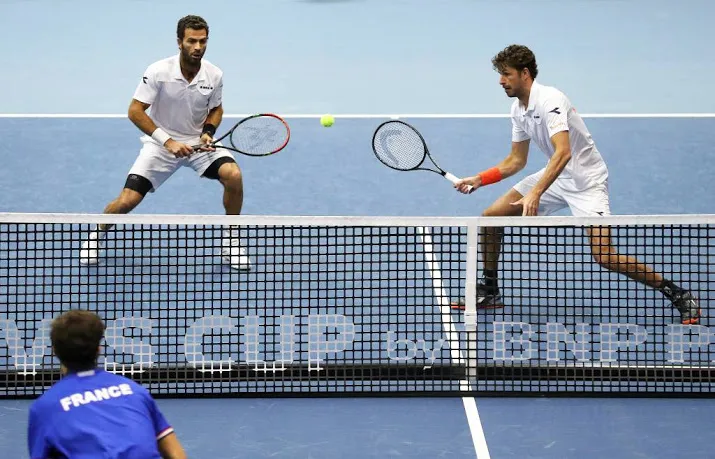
[60,383,134,412]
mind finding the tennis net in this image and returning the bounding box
[0,213,713,398]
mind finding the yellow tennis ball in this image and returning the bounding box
[320,114,334,127]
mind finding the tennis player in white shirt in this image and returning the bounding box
[451,44,701,325]
[80,15,249,271]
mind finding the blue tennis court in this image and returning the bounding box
[1,116,714,458]
[2,0,715,455]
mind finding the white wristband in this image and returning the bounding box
[151,128,171,146]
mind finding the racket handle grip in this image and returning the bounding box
[444,172,460,184]
[191,142,216,152]
[444,172,473,192]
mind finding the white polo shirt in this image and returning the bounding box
[133,54,224,144]
[511,81,608,191]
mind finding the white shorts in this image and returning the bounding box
[128,137,236,192]
[513,168,611,217]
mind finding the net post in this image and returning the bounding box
[464,221,479,331]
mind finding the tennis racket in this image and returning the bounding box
[371,120,471,190]
[192,114,290,157]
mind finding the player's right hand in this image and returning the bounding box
[454,176,481,194]
[197,133,217,152]
[165,140,194,158]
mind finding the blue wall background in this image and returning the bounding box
[2,0,713,115]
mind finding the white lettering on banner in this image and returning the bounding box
[103,317,155,373]
[59,384,134,411]
[666,325,712,363]
[243,315,296,372]
[185,315,239,371]
[307,314,354,371]
[491,321,714,363]
[1,315,714,372]
[0,316,54,374]
[546,322,591,362]
[599,324,649,362]
[385,331,447,365]
[493,321,538,361]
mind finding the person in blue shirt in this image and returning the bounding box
[27,309,187,459]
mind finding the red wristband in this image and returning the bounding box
[478,167,502,185]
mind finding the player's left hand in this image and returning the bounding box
[511,190,541,216]
[197,133,216,152]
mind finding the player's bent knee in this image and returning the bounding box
[115,189,144,213]
[203,157,238,182]
[222,166,242,183]
[115,175,150,213]
[482,203,514,217]
[123,174,153,197]
[482,190,523,217]
[219,166,243,189]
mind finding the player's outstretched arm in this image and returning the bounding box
[455,139,530,194]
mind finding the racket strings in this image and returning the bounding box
[373,124,426,170]
[230,116,288,155]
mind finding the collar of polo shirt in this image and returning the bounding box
[170,54,207,85]
[523,81,541,113]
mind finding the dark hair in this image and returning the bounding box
[491,45,538,79]
[177,15,209,40]
[51,310,105,372]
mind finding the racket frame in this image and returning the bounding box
[193,113,291,157]
[371,120,461,185]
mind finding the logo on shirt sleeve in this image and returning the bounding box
[549,107,561,114]
[549,120,568,131]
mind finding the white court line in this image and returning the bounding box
[0,113,714,118]
[417,227,491,459]
[462,397,490,459]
